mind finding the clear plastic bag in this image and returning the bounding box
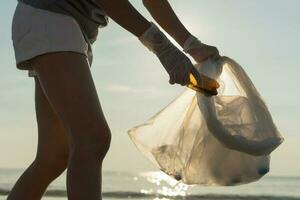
[128,57,284,186]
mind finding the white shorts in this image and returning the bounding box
[11,2,90,77]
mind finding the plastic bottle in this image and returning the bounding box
[187,73,220,96]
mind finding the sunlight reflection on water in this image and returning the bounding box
[139,171,190,197]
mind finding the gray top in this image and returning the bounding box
[17,0,109,66]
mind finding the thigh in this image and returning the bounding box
[34,76,69,161]
[30,52,110,146]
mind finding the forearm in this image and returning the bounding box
[143,0,192,47]
[96,0,151,37]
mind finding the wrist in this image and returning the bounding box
[139,22,172,55]
[176,31,193,48]
[183,35,203,54]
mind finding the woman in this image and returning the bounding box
[9,0,220,199]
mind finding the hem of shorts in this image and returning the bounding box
[16,47,88,69]
[16,48,88,66]
[16,48,88,77]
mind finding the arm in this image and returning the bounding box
[95,0,200,85]
[95,0,151,37]
[142,0,191,47]
[143,0,220,63]
[95,0,218,93]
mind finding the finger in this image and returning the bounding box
[169,79,175,85]
[169,76,176,84]
[175,71,185,86]
[205,53,219,62]
[169,73,176,85]
[211,47,220,60]
[183,68,190,86]
[203,49,218,62]
[180,63,190,86]
[211,53,221,61]
[191,67,202,87]
[178,70,188,86]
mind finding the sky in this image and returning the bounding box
[0,0,299,176]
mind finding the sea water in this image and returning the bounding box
[0,168,299,200]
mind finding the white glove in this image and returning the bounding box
[183,35,204,52]
[183,35,220,63]
[139,22,201,86]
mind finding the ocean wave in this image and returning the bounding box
[0,188,300,200]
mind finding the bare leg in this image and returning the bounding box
[29,52,111,200]
[7,76,69,200]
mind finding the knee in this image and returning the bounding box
[71,126,112,162]
[34,150,69,177]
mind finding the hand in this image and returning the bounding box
[183,35,220,63]
[139,22,202,86]
[159,47,203,86]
